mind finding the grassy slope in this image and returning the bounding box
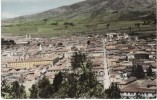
[2,13,156,38]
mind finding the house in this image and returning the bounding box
[120,80,157,99]
[117,77,137,89]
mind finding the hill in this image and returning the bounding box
[2,0,156,23]
[2,0,156,37]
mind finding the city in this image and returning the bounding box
[1,32,156,98]
[1,0,156,99]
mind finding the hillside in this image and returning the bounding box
[2,0,156,37]
[2,0,156,23]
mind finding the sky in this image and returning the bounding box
[1,0,85,19]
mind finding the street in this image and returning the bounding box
[102,38,111,89]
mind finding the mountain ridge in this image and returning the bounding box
[2,0,156,24]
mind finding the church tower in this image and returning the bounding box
[29,34,31,39]
[39,44,42,51]
[26,34,28,39]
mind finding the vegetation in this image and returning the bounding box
[51,22,58,25]
[87,40,90,45]
[135,23,140,31]
[10,81,27,99]
[131,65,145,79]
[105,82,121,99]
[43,19,48,22]
[50,52,104,98]
[1,0,156,38]
[106,23,110,29]
[64,22,74,26]
[1,81,27,99]
[29,51,105,98]
[53,72,63,92]
[2,19,156,38]
[1,38,16,45]
[1,80,12,99]
[38,76,54,98]
[29,84,38,98]
[147,66,153,77]
[141,12,156,25]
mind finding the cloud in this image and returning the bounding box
[2,12,19,19]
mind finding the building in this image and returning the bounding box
[7,59,54,69]
[120,80,157,99]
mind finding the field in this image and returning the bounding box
[2,19,156,38]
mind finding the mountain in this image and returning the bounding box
[2,0,156,24]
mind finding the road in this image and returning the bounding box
[102,38,111,90]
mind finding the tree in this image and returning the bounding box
[19,85,27,98]
[136,65,145,79]
[70,51,104,98]
[37,42,41,46]
[51,73,78,98]
[147,66,153,76]
[143,20,147,25]
[37,76,53,98]
[52,78,69,98]
[66,73,78,98]
[131,65,136,76]
[52,51,105,99]
[53,72,105,99]
[10,81,27,99]
[131,65,145,79]
[43,19,48,22]
[2,39,16,45]
[64,22,74,26]
[65,25,68,28]
[105,82,121,99]
[87,40,90,45]
[58,42,63,46]
[106,23,110,29]
[71,51,93,73]
[29,84,38,98]
[1,80,12,99]
[78,72,105,98]
[71,51,87,72]
[51,22,58,25]
[53,72,63,92]
[11,40,16,45]
[29,52,106,99]
[135,23,140,31]
[142,12,156,25]
[27,41,30,45]
[128,26,132,32]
